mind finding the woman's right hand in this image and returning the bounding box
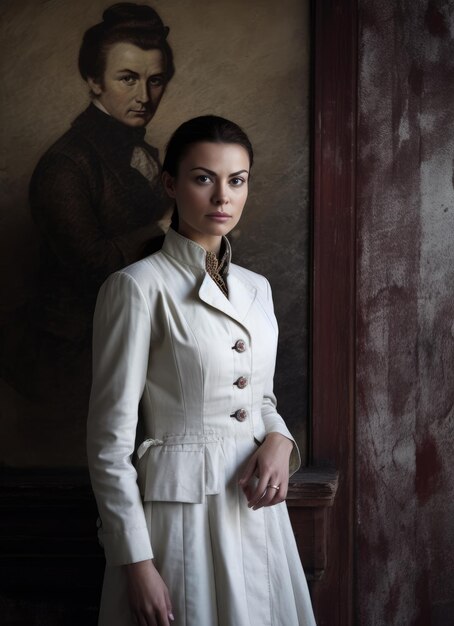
[124,559,174,625]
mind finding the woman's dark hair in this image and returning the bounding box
[78,3,174,85]
[163,115,254,231]
[163,115,254,177]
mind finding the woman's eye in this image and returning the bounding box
[196,175,211,184]
[230,177,245,187]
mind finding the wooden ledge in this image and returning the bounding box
[287,466,339,506]
[286,466,339,581]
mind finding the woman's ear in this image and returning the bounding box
[87,76,103,97]
[162,171,177,199]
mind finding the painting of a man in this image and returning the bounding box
[4,3,174,413]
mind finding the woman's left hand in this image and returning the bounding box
[238,432,294,510]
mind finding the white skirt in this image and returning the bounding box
[98,436,316,626]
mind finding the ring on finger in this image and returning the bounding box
[267,484,280,491]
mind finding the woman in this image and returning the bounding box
[87,115,316,626]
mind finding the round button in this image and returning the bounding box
[233,339,246,353]
[232,409,248,422]
[234,377,248,389]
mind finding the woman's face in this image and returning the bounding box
[163,141,250,253]
[88,42,166,127]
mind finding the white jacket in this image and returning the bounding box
[87,227,300,567]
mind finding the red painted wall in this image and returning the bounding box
[357,1,454,624]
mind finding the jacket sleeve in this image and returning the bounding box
[87,271,153,566]
[260,277,301,476]
[29,154,165,288]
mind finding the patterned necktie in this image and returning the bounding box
[206,249,229,297]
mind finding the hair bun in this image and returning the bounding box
[103,3,167,32]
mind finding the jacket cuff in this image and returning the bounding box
[101,525,153,566]
[265,424,301,477]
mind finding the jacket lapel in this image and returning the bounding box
[198,271,257,330]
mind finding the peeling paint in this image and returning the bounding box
[357,0,454,623]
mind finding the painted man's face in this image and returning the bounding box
[88,42,166,128]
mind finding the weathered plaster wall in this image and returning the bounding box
[357,0,454,623]
[0,0,310,465]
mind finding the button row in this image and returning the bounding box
[231,340,248,422]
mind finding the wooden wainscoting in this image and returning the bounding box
[0,468,104,625]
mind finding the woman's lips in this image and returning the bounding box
[206,212,231,222]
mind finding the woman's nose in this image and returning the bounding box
[212,183,230,205]
[135,81,149,103]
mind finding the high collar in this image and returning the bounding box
[161,228,257,329]
[161,228,231,274]
[72,104,147,149]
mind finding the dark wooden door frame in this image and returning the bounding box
[310,1,357,624]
